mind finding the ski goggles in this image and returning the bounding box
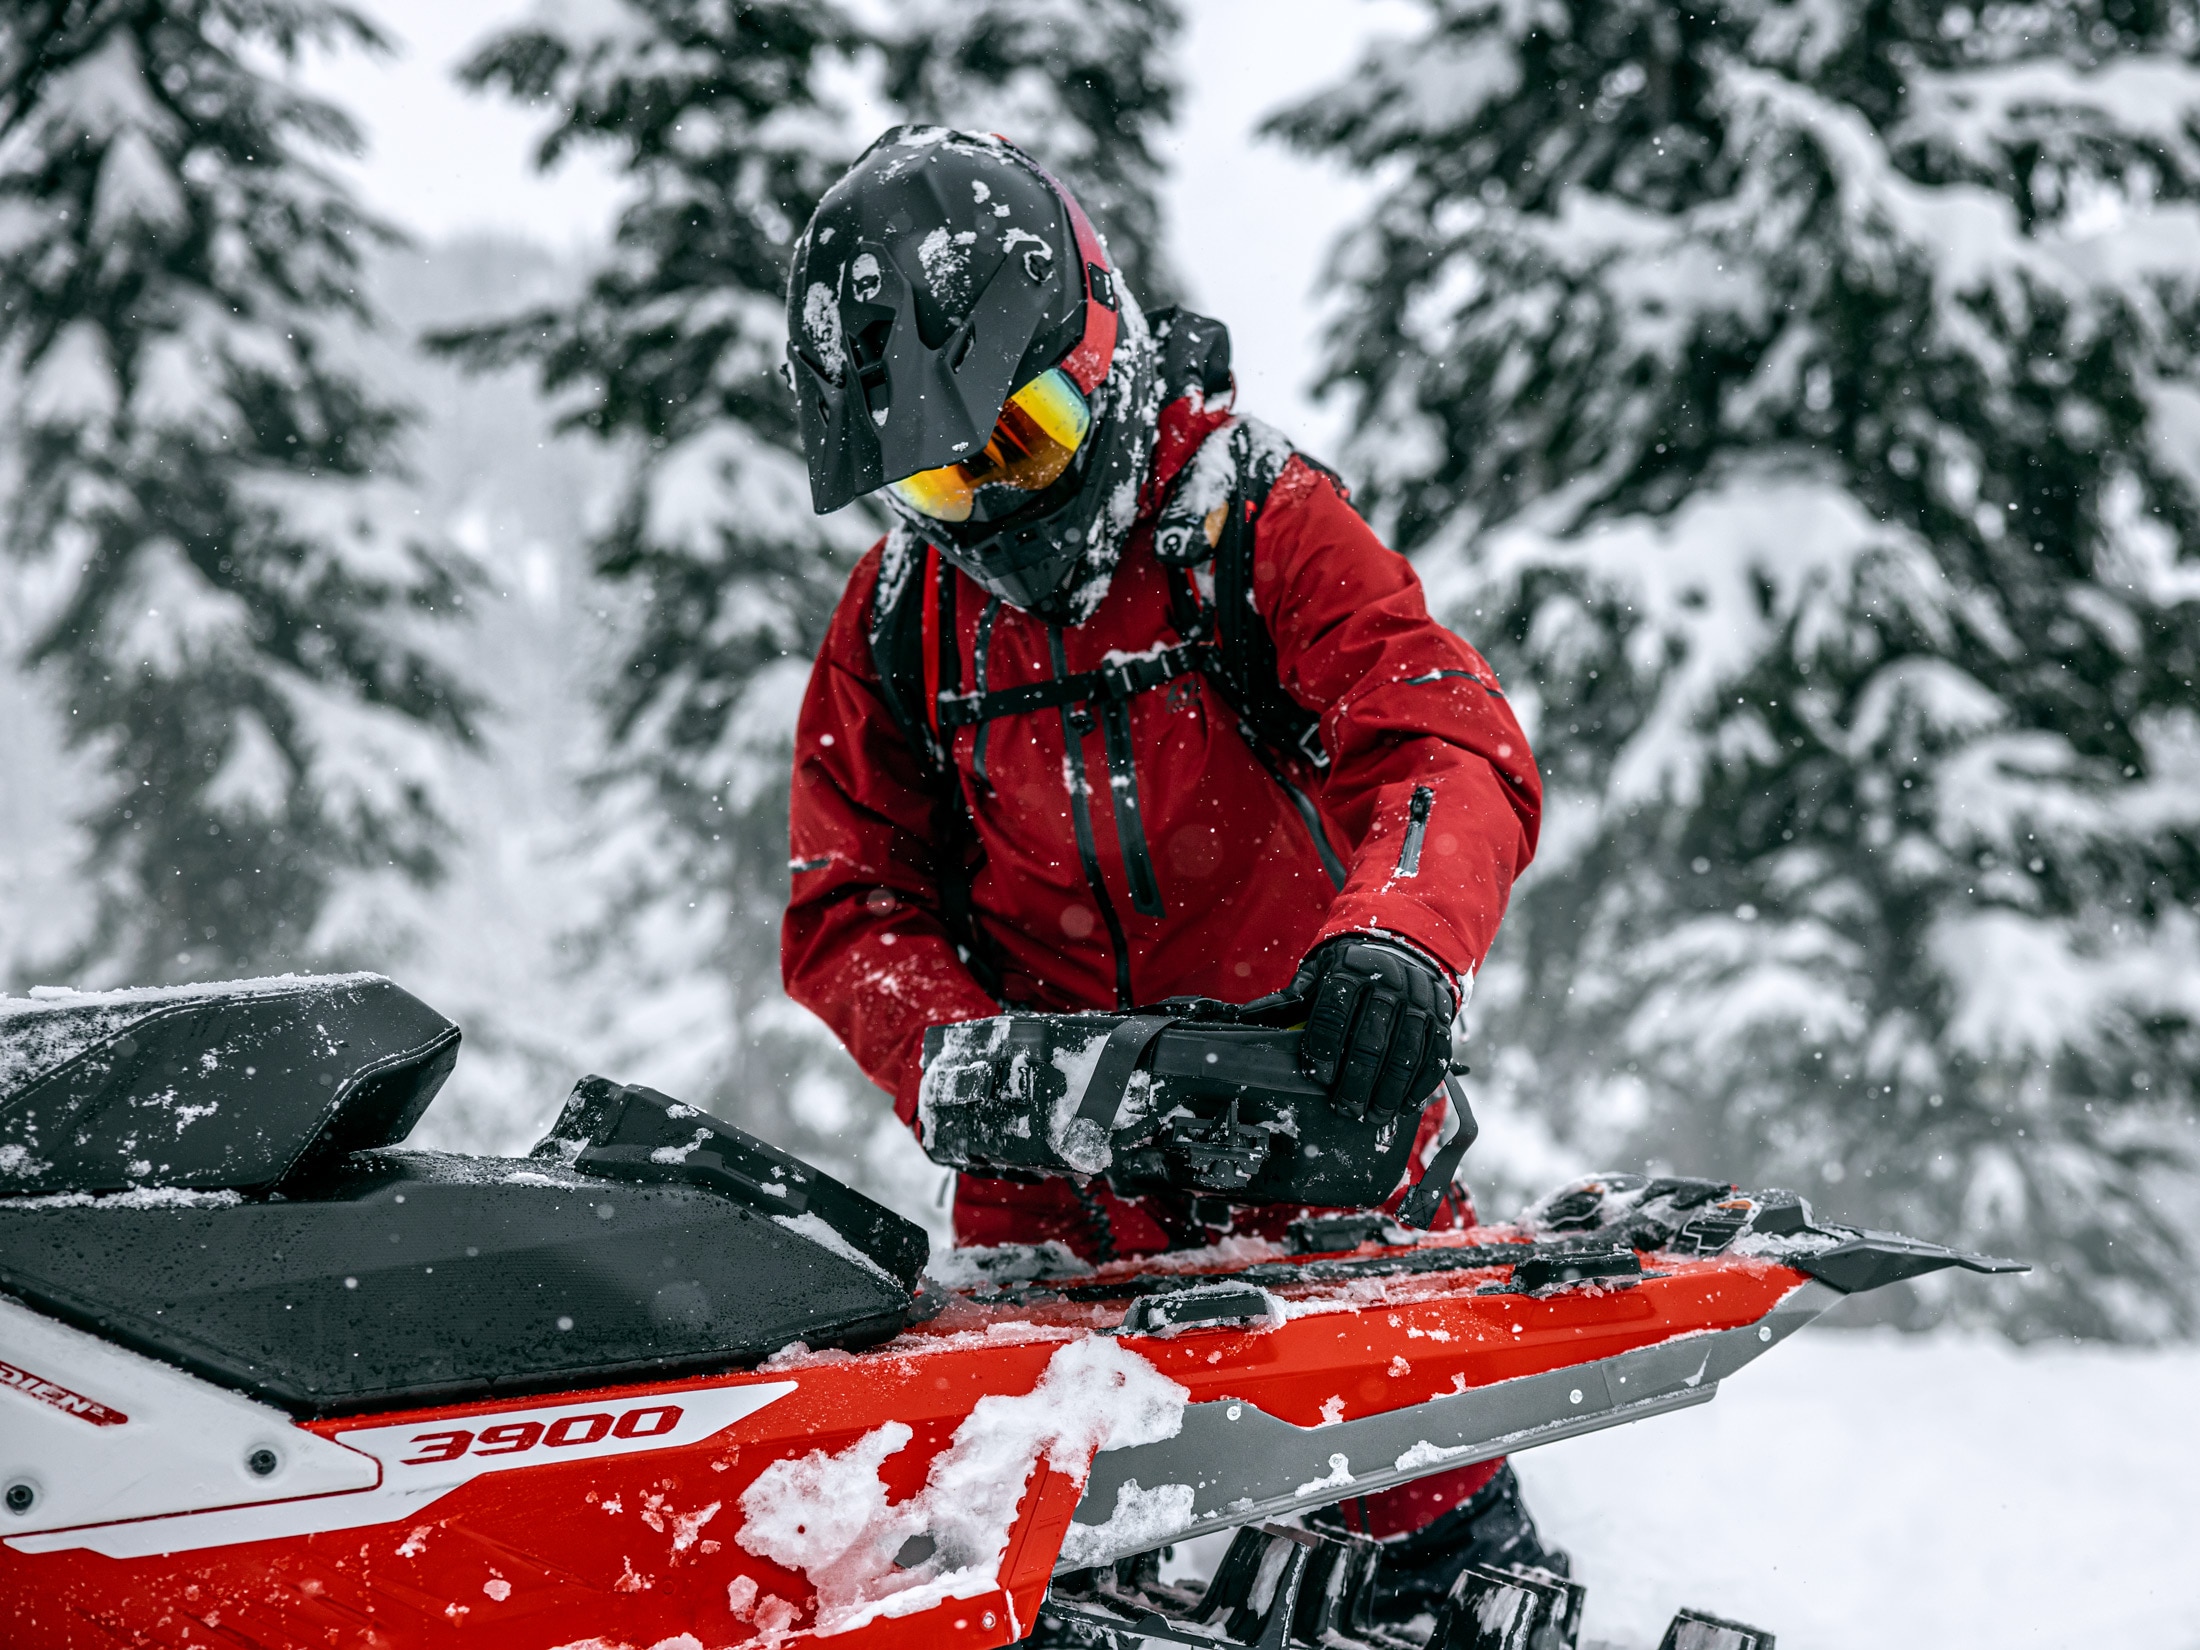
[886,367,1092,523]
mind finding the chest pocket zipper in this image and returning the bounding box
[1395,785,1434,877]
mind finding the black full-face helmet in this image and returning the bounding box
[786,127,1155,617]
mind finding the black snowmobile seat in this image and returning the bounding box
[0,1138,920,1417]
[0,973,459,1197]
[0,979,933,1417]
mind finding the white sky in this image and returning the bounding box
[306,0,1418,455]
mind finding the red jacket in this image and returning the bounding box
[783,396,1542,1126]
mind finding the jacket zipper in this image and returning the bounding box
[1280,769,1349,891]
[1050,626,1135,1008]
[1395,785,1434,877]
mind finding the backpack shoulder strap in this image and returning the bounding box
[867,530,1001,995]
[1157,417,1332,775]
[868,525,943,778]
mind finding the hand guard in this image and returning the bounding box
[1291,938,1456,1122]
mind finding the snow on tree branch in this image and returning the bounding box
[1281,0,2200,1338]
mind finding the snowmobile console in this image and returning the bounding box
[916,1001,1463,1210]
[0,979,929,1417]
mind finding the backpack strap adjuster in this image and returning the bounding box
[935,640,1215,730]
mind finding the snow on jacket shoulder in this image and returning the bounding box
[782,406,1542,1124]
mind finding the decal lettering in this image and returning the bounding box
[394,1403,703,1468]
[613,1404,682,1439]
[471,1421,543,1455]
[11,1383,798,1559]
[402,1430,475,1465]
[0,1359,129,1427]
[542,1412,612,1448]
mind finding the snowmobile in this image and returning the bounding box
[0,975,2020,1650]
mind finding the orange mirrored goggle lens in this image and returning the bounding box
[886,368,1093,523]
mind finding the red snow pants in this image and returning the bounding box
[951,1100,1506,1541]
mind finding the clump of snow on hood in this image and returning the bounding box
[736,1336,1186,1635]
[1058,1479,1196,1569]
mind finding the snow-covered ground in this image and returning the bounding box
[1163,1324,2198,1650]
[1504,1327,2199,1649]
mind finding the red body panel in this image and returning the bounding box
[0,1239,1808,1650]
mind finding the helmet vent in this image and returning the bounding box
[853,317,894,420]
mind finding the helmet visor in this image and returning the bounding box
[886,367,1092,524]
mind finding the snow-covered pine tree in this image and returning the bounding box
[442,1,1182,1184]
[436,0,875,1146]
[0,1,474,985]
[1277,0,2200,1338]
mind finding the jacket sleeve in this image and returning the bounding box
[1252,459,1543,995]
[782,546,1000,1125]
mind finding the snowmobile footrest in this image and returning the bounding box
[1658,1607,1776,1649]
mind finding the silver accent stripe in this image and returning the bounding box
[1064,1280,1840,1570]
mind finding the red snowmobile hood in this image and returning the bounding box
[0,1230,1860,1650]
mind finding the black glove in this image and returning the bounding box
[1292,938,1455,1121]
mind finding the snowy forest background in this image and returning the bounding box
[4,0,2199,1347]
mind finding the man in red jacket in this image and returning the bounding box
[780,128,1559,1609]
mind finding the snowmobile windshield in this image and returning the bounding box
[885,367,1092,524]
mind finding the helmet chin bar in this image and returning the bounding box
[893,496,1089,616]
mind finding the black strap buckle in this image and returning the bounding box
[935,642,1216,731]
[1095,643,1200,701]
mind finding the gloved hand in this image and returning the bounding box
[1291,937,1456,1121]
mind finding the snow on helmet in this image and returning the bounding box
[786,126,1156,617]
